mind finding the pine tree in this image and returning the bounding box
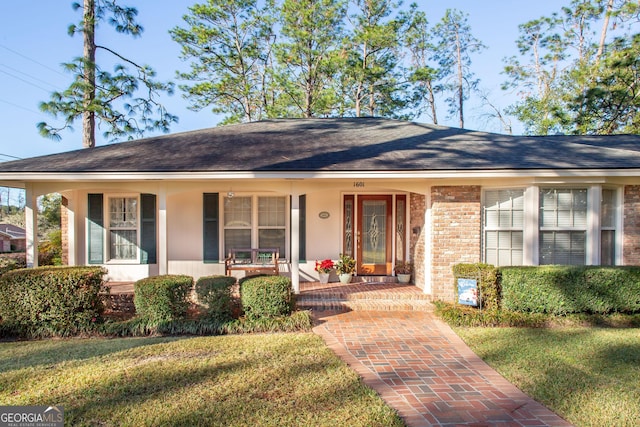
[39,0,177,148]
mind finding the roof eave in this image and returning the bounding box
[3,168,640,183]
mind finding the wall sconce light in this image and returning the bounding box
[227,190,234,199]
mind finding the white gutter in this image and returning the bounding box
[4,168,640,182]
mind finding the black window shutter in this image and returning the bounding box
[140,194,157,264]
[87,193,104,264]
[203,193,220,262]
[299,194,306,261]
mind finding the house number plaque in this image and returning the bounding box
[319,211,330,219]
[353,181,365,187]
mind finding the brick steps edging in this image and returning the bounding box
[297,299,435,312]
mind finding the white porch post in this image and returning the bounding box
[423,186,432,295]
[24,183,38,268]
[158,185,168,275]
[66,191,77,266]
[291,191,300,294]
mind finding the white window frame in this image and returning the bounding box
[600,187,622,265]
[539,187,588,265]
[222,194,289,258]
[106,194,140,263]
[482,185,621,266]
[482,188,525,266]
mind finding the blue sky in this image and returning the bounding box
[0,0,569,161]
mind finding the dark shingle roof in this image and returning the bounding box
[3,118,640,173]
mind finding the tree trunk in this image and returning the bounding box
[455,27,464,128]
[427,80,438,125]
[595,0,614,64]
[82,0,96,148]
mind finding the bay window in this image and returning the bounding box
[482,186,619,266]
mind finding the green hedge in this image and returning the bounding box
[452,263,500,310]
[134,275,193,322]
[240,275,293,320]
[0,266,106,335]
[195,275,237,322]
[501,266,640,315]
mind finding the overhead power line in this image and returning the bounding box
[0,69,52,93]
[0,44,66,77]
[0,63,61,90]
[0,98,41,115]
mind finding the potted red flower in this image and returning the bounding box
[315,259,334,283]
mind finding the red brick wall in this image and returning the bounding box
[431,186,481,302]
[61,196,69,265]
[623,185,640,265]
[409,193,426,290]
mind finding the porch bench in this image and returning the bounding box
[225,248,280,277]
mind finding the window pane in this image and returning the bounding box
[110,229,137,260]
[601,189,616,228]
[601,230,615,266]
[224,229,251,255]
[485,210,499,227]
[540,188,587,228]
[258,197,285,227]
[484,231,498,264]
[258,229,285,257]
[539,231,585,265]
[224,197,251,227]
[109,197,137,228]
[483,190,524,266]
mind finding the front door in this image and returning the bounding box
[357,195,392,275]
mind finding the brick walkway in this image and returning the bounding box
[313,310,573,427]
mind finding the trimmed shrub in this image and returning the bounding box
[134,275,193,322]
[240,275,293,320]
[452,263,500,310]
[0,266,106,336]
[434,301,547,328]
[501,266,640,315]
[195,275,236,322]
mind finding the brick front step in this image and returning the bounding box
[297,281,434,312]
[297,298,435,312]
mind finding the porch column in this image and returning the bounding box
[24,183,38,268]
[65,192,77,265]
[158,185,168,275]
[291,191,301,294]
[423,187,431,295]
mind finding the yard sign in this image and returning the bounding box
[457,278,479,307]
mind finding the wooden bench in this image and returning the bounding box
[225,248,280,277]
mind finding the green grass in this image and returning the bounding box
[454,326,640,427]
[0,333,403,427]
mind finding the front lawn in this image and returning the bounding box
[454,326,640,427]
[0,333,403,426]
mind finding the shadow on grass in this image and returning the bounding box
[0,336,185,373]
[57,338,400,425]
[460,327,640,426]
[4,334,402,426]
